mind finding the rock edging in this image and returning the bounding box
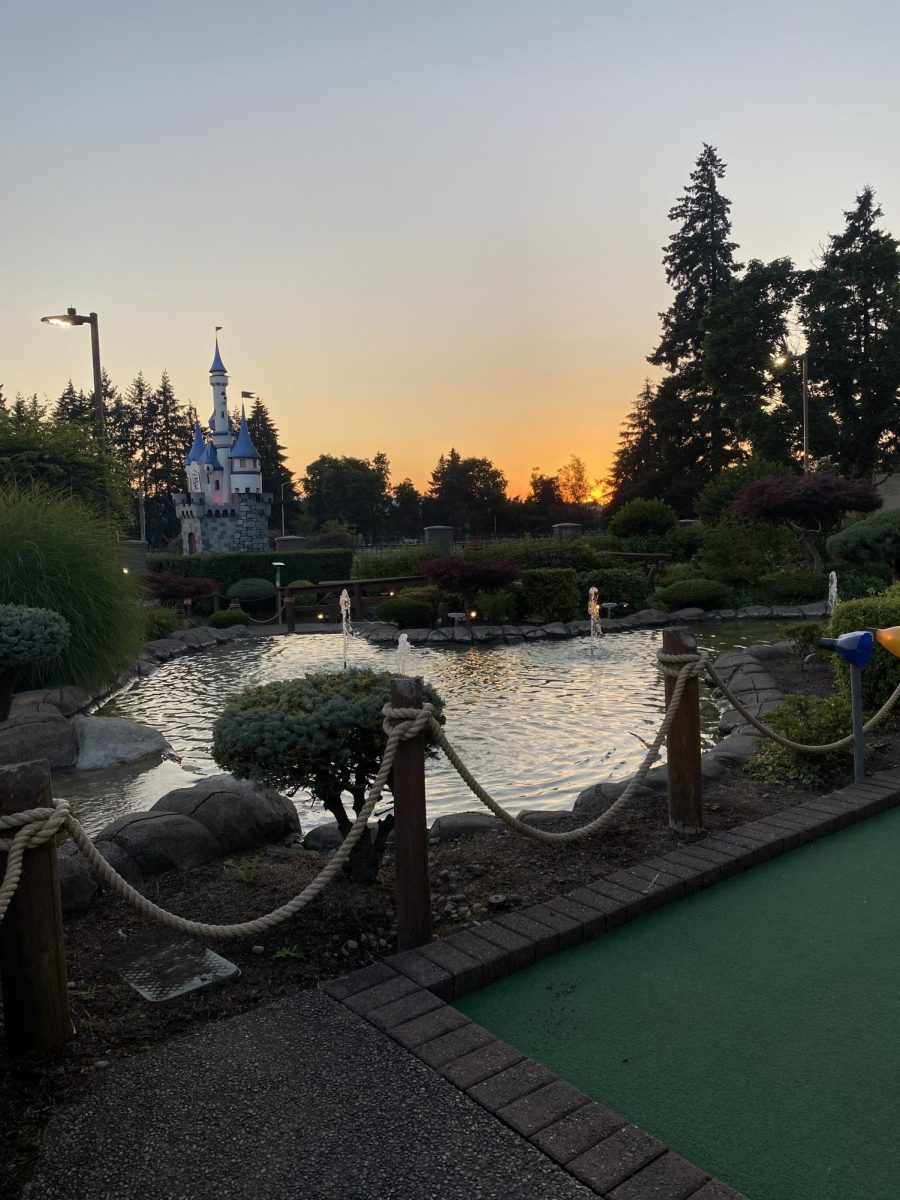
[58,773,301,913]
[361,602,829,647]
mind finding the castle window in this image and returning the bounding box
[207,509,212,517]
[214,479,220,490]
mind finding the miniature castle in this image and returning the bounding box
[173,338,272,555]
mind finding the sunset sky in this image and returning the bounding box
[3,0,899,497]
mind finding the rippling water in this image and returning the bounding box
[55,623,776,836]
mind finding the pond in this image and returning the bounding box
[55,622,779,837]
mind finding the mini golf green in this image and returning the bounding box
[457,807,900,1199]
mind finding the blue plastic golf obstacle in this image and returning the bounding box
[819,629,875,670]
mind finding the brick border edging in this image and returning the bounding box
[324,770,900,1200]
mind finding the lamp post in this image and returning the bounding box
[280,482,289,536]
[41,308,105,449]
[773,347,809,474]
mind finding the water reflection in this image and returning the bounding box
[61,623,774,836]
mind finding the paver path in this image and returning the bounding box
[25,990,593,1200]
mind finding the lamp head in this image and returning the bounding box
[820,630,875,669]
[41,307,88,327]
[875,626,900,659]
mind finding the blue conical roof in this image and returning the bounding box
[230,407,260,458]
[200,441,222,469]
[184,422,205,466]
[210,337,226,374]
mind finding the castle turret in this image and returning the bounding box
[208,337,233,500]
[229,406,263,495]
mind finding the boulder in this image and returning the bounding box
[473,626,504,643]
[708,733,760,766]
[11,686,93,718]
[799,601,828,617]
[521,626,547,640]
[94,811,221,874]
[745,642,793,661]
[143,637,190,662]
[429,811,504,840]
[566,620,592,636]
[0,711,78,769]
[426,629,453,643]
[401,628,431,645]
[171,627,219,649]
[303,821,344,851]
[452,628,473,643]
[71,715,174,770]
[91,839,145,888]
[57,843,99,912]
[630,609,672,627]
[152,773,300,854]
[515,807,575,827]
[669,607,705,621]
[573,779,654,816]
[540,622,570,639]
[501,626,524,642]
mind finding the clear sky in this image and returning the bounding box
[3,0,899,497]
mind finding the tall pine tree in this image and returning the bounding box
[246,398,295,500]
[647,144,741,508]
[799,187,900,478]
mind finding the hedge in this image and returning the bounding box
[827,593,900,709]
[147,549,353,591]
[515,568,580,623]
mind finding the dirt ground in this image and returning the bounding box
[2,651,897,1195]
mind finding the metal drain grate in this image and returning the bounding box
[116,937,241,1002]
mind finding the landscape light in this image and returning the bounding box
[317,612,325,620]
[874,626,900,658]
[469,610,477,619]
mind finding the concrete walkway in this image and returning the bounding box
[25,991,592,1200]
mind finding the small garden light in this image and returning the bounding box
[317,612,325,620]
[874,626,900,658]
[469,610,477,620]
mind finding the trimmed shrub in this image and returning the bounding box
[473,588,517,623]
[608,498,678,539]
[776,621,828,661]
[286,579,315,590]
[515,568,580,623]
[696,521,790,588]
[0,484,144,690]
[827,508,900,581]
[748,693,856,786]
[212,668,445,881]
[655,578,732,611]
[758,567,827,604]
[141,605,184,641]
[352,546,431,578]
[148,549,353,590]
[836,566,892,599]
[373,597,432,628]
[0,605,70,719]
[575,568,651,613]
[306,529,357,549]
[226,578,277,602]
[208,609,251,628]
[827,594,900,708]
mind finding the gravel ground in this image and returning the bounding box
[24,991,593,1200]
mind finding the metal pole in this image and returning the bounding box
[88,312,105,450]
[281,483,287,535]
[849,665,865,783]
[801,353,809,474]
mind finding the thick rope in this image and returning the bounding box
[660,650,900,754]
[0,707,428,938]
[420,658,699,843]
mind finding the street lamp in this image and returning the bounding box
[41,307,105,448]
[280,482,290,536]
[773,346,809,474]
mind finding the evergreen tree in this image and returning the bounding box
[701,257,799,465]
[798,187,900,478]
[425,448,508,535]
[246,398,295,502]
[389,478,423,538]
[608,381,668,507]
[302,454,391,541]
[54,379,92,426]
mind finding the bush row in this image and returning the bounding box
[148,549,353,591]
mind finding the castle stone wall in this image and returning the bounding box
[173,492,272,555]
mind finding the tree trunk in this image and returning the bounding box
[801,531,824,573]
[0,672,14,723]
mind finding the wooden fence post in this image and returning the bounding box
[389,675,432,951]
[0,760,73,1053]
[662,626,704,835]
[284,596,296,634]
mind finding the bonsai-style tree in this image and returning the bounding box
[827,509,900,582]
[0,606,70,720]
[211,668,445,882]
[730,474,880,571]
[607,497,677,539]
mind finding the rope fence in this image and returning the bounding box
[2,629,899,1050]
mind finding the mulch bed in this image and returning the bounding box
[2,649,897,1195]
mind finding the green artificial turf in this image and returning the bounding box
[457,807,900,1200]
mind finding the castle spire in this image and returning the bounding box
[210,334,227,375]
